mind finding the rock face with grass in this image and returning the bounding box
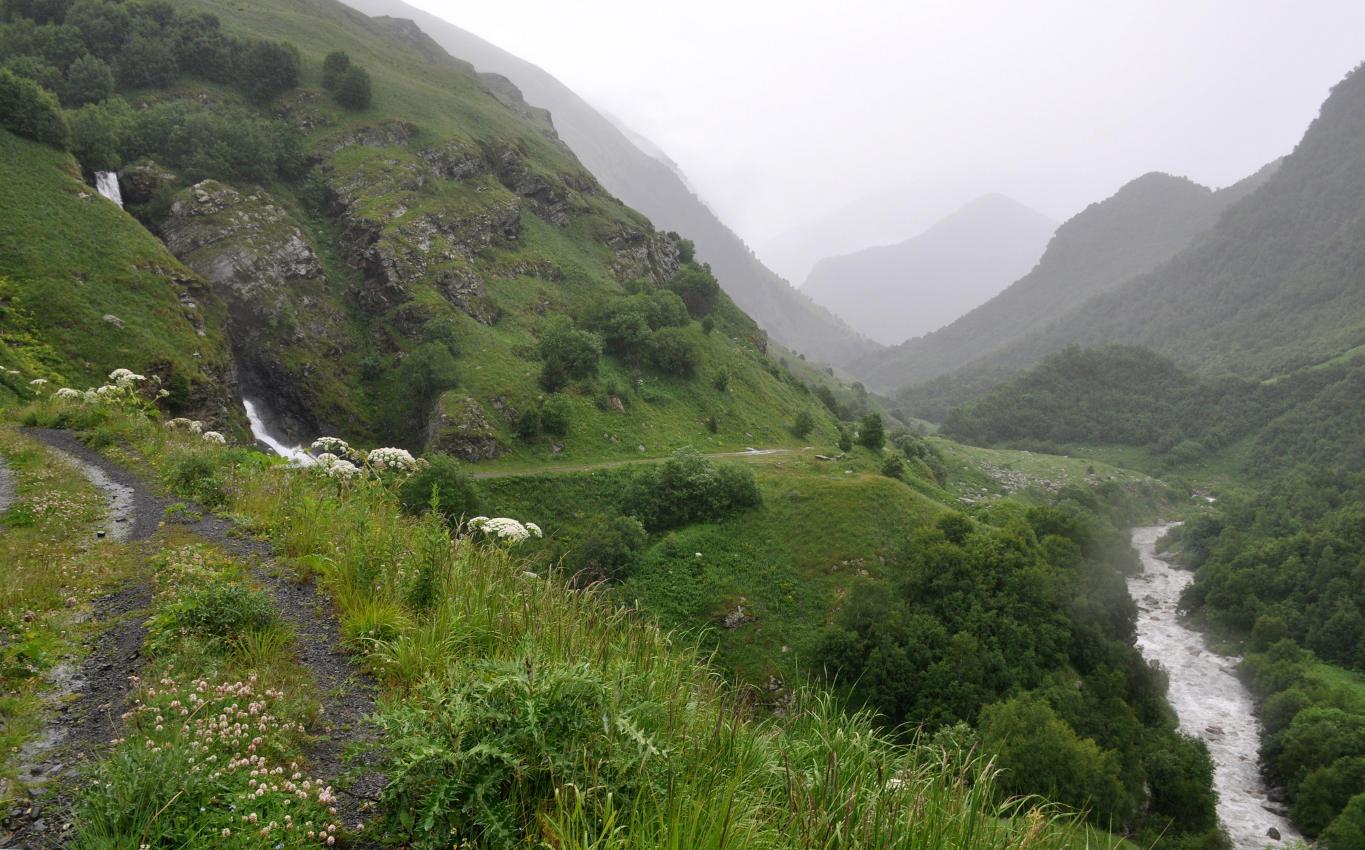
[159,179,347,438]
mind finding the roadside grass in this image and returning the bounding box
[0,425,141,793]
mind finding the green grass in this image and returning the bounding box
[0,132,236,422]
[9,403,1146,849]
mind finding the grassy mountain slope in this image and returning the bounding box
[985,63,1365,380]
[0,131,236,421]
[337,0,882,368]
[851,169,1269,394]
[0,0,844,457]
[802,194,1056,346]
[890,60,1365,417]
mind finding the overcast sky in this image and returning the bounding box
[406,0,1365,282]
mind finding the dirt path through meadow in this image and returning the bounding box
[4,429,381,848]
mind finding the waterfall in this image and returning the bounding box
[242,398,313,465]
[94,171,123,208]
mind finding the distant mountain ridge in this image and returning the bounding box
[801,194,1056,346]
[851,165,1277,395]
[343,0,881,367]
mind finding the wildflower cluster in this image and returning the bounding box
[166,417,205,434]
[307,437,427,482]
[90,673,343,848]
[466,516,543,544]
[45,367,166,413]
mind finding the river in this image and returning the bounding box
[1128,525,1300,849]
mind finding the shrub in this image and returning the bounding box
[837,427,853,453]
[711,367,729,391]
[0,66,67,146]
[238,39,298,103]
[857,413,885,451]
[792,410,815,439]
[321,49,349,89]
[537,316,601,390]
[334,64,370,110]
[514,405,540,439]
[649,326,699,378]
[666,263,719,317]
[398,453,478,524]
[62,52,112,105]
[568,512,646,581]
[631,447,760,531]
[154,581,280,647]
[163,448,227,509]
[540,394,571,436]
[881,454,905,479]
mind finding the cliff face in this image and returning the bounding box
[159,179,348,440]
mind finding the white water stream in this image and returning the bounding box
[94,171,122,207]
[242,397,313,464]
[1128,525,1301,849]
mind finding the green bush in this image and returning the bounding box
[61,51,112,104]
[334,64,370,110]
[163,448,227,510]
[398,453,478,525]
[321,48,348,89]
[568,512,646,581]
[792,410,815,439]
[154,581,280,647]
[649,326,699,378]
[540,394,570,436]
[514,404,540,439]
[375,659,655,850]
[629,447,760,531]
[880,454,905,479]
[0,66,67,146]
[857,412,885,451]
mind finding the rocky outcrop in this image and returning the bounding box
[603,225,681,287]
[119,159,178,207]
[158,180,348,440]
[425,396,505,461]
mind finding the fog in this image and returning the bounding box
[405,0,1365,282]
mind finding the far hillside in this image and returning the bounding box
[802,194,1055,346]
[848,170,1260,393]
[885,59,1365,419]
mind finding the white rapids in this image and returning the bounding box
[242,397,313,464]
[1128,525,1301,849]
[94,171,122,207]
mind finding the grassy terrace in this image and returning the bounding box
[0,398,1131,849]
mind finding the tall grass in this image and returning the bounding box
[224,451,1121,850]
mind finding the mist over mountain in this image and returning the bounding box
[342,0,879,367]
[801,195,1055,346]
[852,165,1277,396]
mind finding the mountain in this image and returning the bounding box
[801,194,1056,346]
[970,62,1365,381]
[851,165,1277,396]
[339,0,881,367]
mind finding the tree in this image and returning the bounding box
[334,65,370,110]
[321,49,349,89]
[0,66,67,147]
[667,263,720,317]
[113,32,177,89]
[540,394,571,436]
[792,410,815,439]
[649,326,700,378]
[66,95,128,170]
[62,52,112,105]
[239,40,297,103]
[537,316,600,391]
[857,412,885,451]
